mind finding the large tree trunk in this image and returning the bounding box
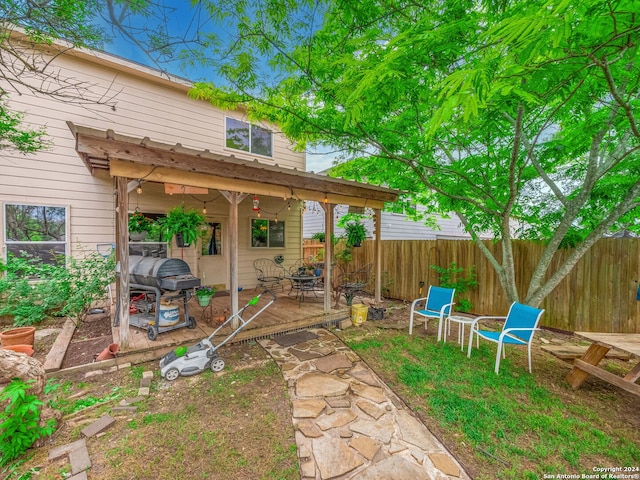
[0,349,46,395]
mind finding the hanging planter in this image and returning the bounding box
[344,220,367,247]
[0,326,36,347]
[128,211,153,241]
[129,231,147,241]
[159,205,206,248]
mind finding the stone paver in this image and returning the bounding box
[349,435,381,460]
[315,409,357,431]
[45,363,155,479]
[357,455,429,479]
[80,414,115,438]
[312,436,364,479]
[68,446,91,475]
[397,410,440,451]
[348,363,381,386]
[313,352,353,373]
[429,453,462,477]
[350,383,387,403]
[259,328,471,480]
[292,399,326,418]
[356,399,386,420]
[68,472,88,480]
[349,417,395,444]
[48,439,86,461]
[297,420,324,438]
[296,372,350,397]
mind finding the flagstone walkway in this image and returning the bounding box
[258,328,471,480]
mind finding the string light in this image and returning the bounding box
[257,210,261,218]
[202,202,207,215]
[274,213,278,223]
[287,201,291,211]
[323,193,328,204]
[136,181,143,195]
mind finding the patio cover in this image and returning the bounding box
[67,122,400,348]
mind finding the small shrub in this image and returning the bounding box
[0,249,115,326]
[430,262,478,312]
[0,379,56,466]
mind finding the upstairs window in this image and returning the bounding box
[225,117,273,157]
[4,203,67,264]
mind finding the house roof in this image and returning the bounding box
[67,123,400,208]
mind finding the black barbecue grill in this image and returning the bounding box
[115,256,201,340]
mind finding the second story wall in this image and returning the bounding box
[0,42,305,261]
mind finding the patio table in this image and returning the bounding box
[445,315,476,351]
[285,274,321,307]
[566,332,640,397]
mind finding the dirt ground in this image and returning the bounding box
[11,300,640,479]
[30,308,114,369]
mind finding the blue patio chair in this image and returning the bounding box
[409,286,455,340]
[467,302,544,374]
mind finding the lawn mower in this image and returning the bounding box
[159,290,276,381]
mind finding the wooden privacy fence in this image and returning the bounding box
[340,238,640,334]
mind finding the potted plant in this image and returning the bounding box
[128,211,154,241]
[0,326,36,347]
[159,205,206,247]
[195,285,215,306]
[344,220,367,247]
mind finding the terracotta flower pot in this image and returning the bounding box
[2,344,35,356]
[96,343,120,361]
[1,326,36,347]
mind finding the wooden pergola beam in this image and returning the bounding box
[109,159,385,209]
[69,123,399,207]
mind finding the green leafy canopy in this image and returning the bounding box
[188,0,640,306]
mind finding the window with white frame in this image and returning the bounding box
[225,117,273,157]
[4,203,67,264]
[251,219,284,248]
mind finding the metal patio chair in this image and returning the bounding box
[253,258,286,291]
[467,302,544,374]
[409,285,455,340]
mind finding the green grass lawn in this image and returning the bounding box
[337,327,640,480]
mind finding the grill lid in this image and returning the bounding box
[117,256,200,290]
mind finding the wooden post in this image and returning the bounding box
[374,208,382,303]
[220,191,246,328]
[566,343,610,389]
[115,176,130,349]
[321,202,334,312]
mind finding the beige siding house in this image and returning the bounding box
[304,203,493,240]
[1,35,399,340]
[1,45,306,284]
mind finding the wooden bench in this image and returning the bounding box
[542,344,632,363]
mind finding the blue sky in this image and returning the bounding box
[97,2,335,172]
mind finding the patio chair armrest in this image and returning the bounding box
[439,302,455,316]
[499,327,540,341]
[469,315,507,330]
